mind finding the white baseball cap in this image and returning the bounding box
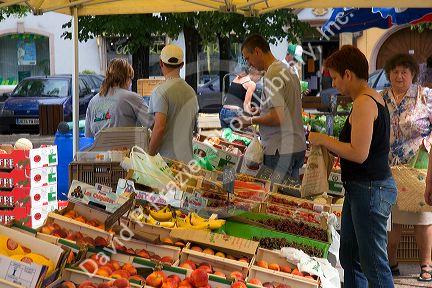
[160,44,184,65]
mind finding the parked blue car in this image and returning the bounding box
[0,75,103,133]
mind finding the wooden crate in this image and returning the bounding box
[137,78,165,96]
[397,225,419,262]
[197,113,221,133]
[39,104,64,135]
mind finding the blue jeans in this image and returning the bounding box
[340,177,397,288]
[263,150,305,180]
[219,107,242,129]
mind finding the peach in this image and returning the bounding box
[214,271,226,278]
[249,278,262,286]
[52,229,67,238]
[75,216,86,223]
[136,249,150,259]
[94,237,108,247]
[280,266,292,273]
[191,246,203,252]
[96,267,111,277]
[112,278,130,288]
[126,248,136,255]
[109,260,121,271]
[291,268,304,277]
[202,248,214,255]
[122,263,137,276]
[41,225,55,235]
[238,258,248,263]
[226,255,236,260]
[162,277,179,288]
[111,269,130,279]
[161,256,174,264]
[167,275,182,285]
[231,282,247,288]
[175,241,185,248]
[268,264,280,271]
[146,271,166,288]
[80,260,97,274]
[179,262,195,270]
[190,269,208,287]
[256,260,268,269]
[215,252,225,258]
[61,281,76,288]
[151,254,162,262]
[73,232,84,241]
[230,271,244,281]
[161,237,174,245]
[78,281,97,288]
[97,284,111,288]
[178,279,193,288]
[198,265,212,274]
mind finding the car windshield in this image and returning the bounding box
[12,79,69,97]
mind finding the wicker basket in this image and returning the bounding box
[69,161,128,190]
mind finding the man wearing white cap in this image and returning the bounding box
[282,43,304,78]
[148,44,199,163]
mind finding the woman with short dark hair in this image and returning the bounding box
[383,53,432,282]
[309,45,396,288]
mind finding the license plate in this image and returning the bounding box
[16,118,39,125]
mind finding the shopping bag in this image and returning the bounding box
[301,145,333,198]
[240,133,263,175]
[408,142,429,169]
[129,146,178,192]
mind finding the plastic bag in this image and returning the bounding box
[301,145,333,197]
[243,135,263,171]
[280,247,341,288]
[129,146,177,191]
[408,142,429,169]
[221,128,252,146]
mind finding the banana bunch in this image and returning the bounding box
[176,213,225,230]
[129,205,225,230]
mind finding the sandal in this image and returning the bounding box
[390,263,400,276]
[418,264,432,282]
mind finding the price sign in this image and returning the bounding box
[222,167,235,194]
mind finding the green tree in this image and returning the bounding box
[196,10,310,92]
[0,5,28,22]
[62,14,166,91]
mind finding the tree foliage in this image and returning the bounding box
[0,5,29,22]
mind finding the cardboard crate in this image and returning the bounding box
[37,212,112,247]
[0,145,57,170]
[249,248,319,288]
[29,202,58,229]
[0,166,57,189]
[248,266,319,288]
[137,78,164,96]
[0,185,57,210]
[47,268,144,288]
[267,193,331,213]
[0,224,68,288]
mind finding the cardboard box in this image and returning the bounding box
[179,248,250,279]
[0,224,68,288]
[248,266,319,288]
[29,203,58,229]
[67,180,133,214]
[0,185,57,210]
[267,193,331,213]
[328,171,344,196]
[192,137,243,171]
[0,145,57,170]
[0,207,30,227]
[47,268,144,288]
[37,212,112,246]
[0,166,57,189]
[170,230,259,258]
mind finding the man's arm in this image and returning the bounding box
[251,106,284,126]
[148,112,167,156]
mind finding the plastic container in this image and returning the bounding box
[54,132,94,200]
[75,151,110,162]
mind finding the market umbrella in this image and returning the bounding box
[322,8,432,37]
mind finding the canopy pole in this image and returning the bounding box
[72,7,79,158]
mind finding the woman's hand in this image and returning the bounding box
[308,132,327,146]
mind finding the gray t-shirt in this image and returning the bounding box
[149,78,199,163]
[85,87,153,138]
[260,61,306,155]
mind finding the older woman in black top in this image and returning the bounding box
[309,45,397,288]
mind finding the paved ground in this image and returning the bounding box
[394,263,432,287]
